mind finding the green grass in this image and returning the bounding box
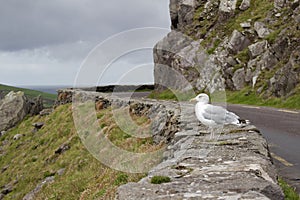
[149,88,300,110]
[148,89,196,102]
[0,84,57,107]
[150,176,171,184]
[0,103,159,199]
[200,0,274,49]
[278,178,300,200]
[226,87,300,110]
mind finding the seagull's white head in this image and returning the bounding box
[190,93,209,104]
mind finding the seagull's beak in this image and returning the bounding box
[189,97,196,102]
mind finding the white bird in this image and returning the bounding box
[190,93,249,139]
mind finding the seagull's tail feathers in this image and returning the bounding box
[238,119,250,125]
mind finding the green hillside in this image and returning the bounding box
[0,84,57,107]
[0,103,159,199]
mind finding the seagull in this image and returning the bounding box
[190,93,249,139]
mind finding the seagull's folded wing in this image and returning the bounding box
[202,105,239,125]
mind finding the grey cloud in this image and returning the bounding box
[0,0,170,86]
[0,0,170,50]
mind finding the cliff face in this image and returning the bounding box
[154,0,300,97]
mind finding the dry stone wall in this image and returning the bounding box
[57,89,284,199]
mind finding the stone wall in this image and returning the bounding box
[57,89,284,199]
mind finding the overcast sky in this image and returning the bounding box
[0,0,170,86]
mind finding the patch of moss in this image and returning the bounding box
[235,48,250,63]
[265,29,282,44]
[150,176,171,184]
[207,38,222,54]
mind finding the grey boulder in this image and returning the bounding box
[0,92,30,132]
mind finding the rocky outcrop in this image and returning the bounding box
[28,95,43,116]
[228,30,251,54]
[0,92,30,132]
[254,22,272,39]
[269,47,300,97]
[154,0,300,98]
[0,91,44,132]
[0,91,5,100]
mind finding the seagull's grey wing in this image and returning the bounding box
[202,105,227,125]
[224,110,240,124]
[202,105,240,125]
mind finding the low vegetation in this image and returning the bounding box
[278,178,300,200]
[226,87,300,110]
[150,176,171,184]
[148,89,196,102]
[148,88,300,110]
[0,103,161,199]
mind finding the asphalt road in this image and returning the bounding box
[228,104,300,193]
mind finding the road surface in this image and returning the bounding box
[228,104,300,193]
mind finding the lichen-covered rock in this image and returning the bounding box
[274,0,286,9]
[232,68,246,90]
[259,50,278,70]
[239,0,251,10]
[219,0,238,13]
[248,40,268,58]
[254,22,272,38]
[228,30,251,54]
[0,91,30,132]
[55,89,73,106]
[28,95,43,116]
[269,47,300,97]
[240,21,251,28]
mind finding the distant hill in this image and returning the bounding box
[0,84,57,107]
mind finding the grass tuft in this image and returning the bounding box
[150,176,171,184]
[278,178,300,200]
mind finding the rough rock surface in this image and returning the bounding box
[249,40,268,58]
[0,92,30,132]
[0,92,44,132]
[228,30,251,54]
[23,176,55,200]
[56,89,284,199]
[28,95,43,116]
[153,0,300,98]
[254,22,272,39]
[239,0,251,10]
[232,68,246,90]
